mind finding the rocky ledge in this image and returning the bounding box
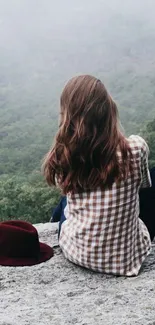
[0,223,155,325]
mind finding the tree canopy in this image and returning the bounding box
[0,0,155,222]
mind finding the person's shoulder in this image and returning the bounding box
[128,135,149,157]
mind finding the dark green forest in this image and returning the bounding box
[0,0,155,223]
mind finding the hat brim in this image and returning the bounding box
[0,242,54,267]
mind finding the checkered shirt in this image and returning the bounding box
[59,135,152,276]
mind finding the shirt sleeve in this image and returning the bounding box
[140,138,152,188]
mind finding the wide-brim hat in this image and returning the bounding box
[0,220,54,266]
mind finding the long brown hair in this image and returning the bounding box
[43,75,132,193]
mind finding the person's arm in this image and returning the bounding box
[140,139,152,188]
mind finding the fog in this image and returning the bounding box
[0,0,155,222]
[0,0,155,132]
[1,0,155,78]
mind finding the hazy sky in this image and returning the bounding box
[0,0,155,135]
[1,0,155,53]
[1,0,155,112]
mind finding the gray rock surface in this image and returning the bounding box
[0,222,155,325]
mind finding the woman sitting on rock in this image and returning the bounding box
[43,75,155,276]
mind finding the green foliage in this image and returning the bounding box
[0,175,61,223]
[0,2,155,223]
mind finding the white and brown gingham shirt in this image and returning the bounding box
[59,135,152,276]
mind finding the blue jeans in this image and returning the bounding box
[50,196,67,238]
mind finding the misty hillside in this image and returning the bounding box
[0,0,155,222]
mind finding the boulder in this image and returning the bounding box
[0,222,155,325]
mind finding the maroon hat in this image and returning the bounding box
[0,220,54,266]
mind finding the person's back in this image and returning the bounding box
[58,135,151,276]
[43,75,152,276]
